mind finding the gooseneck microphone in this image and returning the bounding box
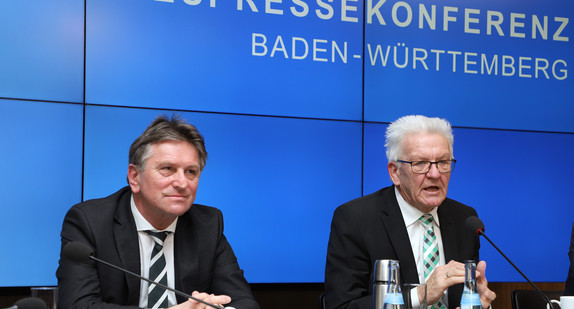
[465,216,554,309]
[62,242,221,309]
[3,297,48,309]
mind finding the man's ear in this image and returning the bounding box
[387,161,401,186]
[127,164,141,193]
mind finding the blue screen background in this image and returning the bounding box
[0,0,572,286]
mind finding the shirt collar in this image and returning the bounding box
[130,194,178,233]
[394,186,440,228]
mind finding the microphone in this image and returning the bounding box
[62,242,222,309]
[465,216,554,309]
[4,297,48,309]
[465,216,485,236]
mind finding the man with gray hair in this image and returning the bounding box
[57,114,259,309]
[325,115,496,309]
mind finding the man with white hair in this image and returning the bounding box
[325,115,496,309]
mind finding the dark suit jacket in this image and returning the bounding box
[324,186,480,309]
[57,186,259,309]
[565,222,574,296]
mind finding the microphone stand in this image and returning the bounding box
[90,255,221,309]
[478,230,555,309]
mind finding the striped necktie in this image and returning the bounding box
[419,214,446,309]
[146,230,171,309]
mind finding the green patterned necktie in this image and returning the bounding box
[419,214,446,309]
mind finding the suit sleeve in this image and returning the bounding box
[57,205,140,309]
[325,205,373,309]
[208,210,260,309]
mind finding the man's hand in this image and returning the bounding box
[476,261,496,309]
[170,291,232,309]
[425,260,466,305]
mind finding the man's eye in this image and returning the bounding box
[187,168,200,175]
[413,161,428,166]
[159,166,174,175]
[185,169,199,180]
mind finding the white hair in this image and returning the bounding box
[385,115,454,162]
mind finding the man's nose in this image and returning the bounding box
[426,162,441,177]
[172,170,187,187]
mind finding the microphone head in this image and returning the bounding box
[14,297,48,309]
[62,242,94,263]
[465,216,485,235]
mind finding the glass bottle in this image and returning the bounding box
[461,260,481,309]
[383,260,405,309]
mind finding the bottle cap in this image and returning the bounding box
[373,259,395,283]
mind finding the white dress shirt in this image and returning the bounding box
[395,187,447,308]
[131,195,178,308]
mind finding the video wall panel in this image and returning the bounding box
[0,0,84,102]
[364,0,574,132]
[85,0,364,120]
[0,0,573,287]
[0,99,83,286]
[364,122,574,281]
[83,106,363,282]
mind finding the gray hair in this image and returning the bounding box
[129,114,208,172]
[385,115,454,162]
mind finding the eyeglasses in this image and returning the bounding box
[396,159,456,174]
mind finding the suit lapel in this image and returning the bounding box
[437,202,464,306]
[173,211,199,303]
[380,188,419,284]
[438,204,459,262]
[114,191,141,305]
